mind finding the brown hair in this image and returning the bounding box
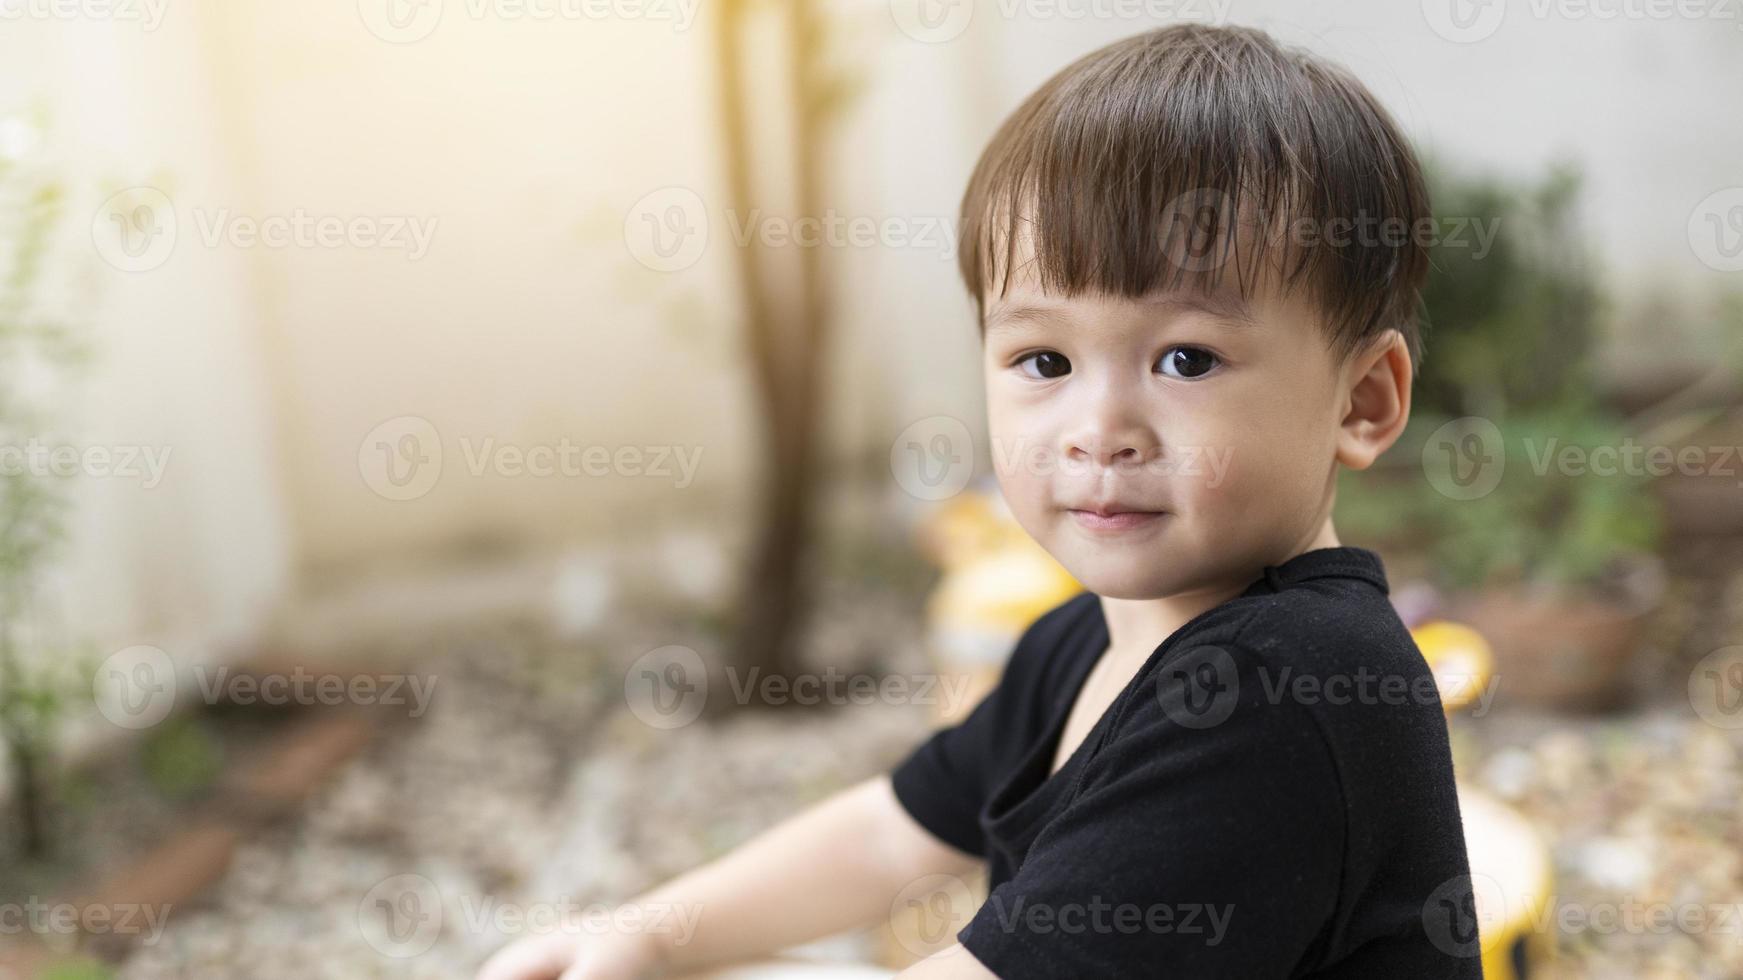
[958,23,1431,365]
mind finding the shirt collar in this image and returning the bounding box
[1242,545,1390,596]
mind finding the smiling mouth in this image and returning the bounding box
[1067,508,1167,532]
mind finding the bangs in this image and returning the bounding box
[958,25,1430,363]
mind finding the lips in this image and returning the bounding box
[1066,505,1167,532]
[1067,501,1164,517]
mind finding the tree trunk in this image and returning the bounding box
[711,0,834,706]
[9,734,46,857]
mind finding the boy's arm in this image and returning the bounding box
[476,774,981,980]
[637,774,980,972]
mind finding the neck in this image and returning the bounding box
[1098,516,1343,656]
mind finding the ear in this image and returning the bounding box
[1335,330,1412,471]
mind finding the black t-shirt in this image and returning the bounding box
[890,546,1483,979]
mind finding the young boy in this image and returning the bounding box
[480,22,1480,980]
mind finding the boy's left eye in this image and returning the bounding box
[1155,346,1220,379]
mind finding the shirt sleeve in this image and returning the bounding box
[888,655,1033,858]
[955,640,1348,979]
[888,597,1085,858]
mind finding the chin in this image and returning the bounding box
[1056,551,1200,600]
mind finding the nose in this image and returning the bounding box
[1062,378,1160,470]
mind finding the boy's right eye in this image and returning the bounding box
[1017,350,1071,380]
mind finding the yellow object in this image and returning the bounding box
[1458,787,1557,980]
[1412,620,1496,714]
[914,492,1009,570]
[915,490,1081,723]
[925,543,1081,653]
[916,489,1081,652]
[1413,621,1553,978]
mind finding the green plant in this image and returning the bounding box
[1337,161,1663,589]
[40,957,116,980]
[1339,409,1662,590]
[0,114,95,857]
[1414,160,1604,419]
[139,715,224,800]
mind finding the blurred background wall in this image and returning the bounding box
[1,0,1739,688]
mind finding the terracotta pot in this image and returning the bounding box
[1650,418,1743,536]
[1451,556,1664,712]
[1655,454,1743,536]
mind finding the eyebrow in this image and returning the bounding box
[983,293,1258,333]
[1152,293,1259,329]
[983,304,1064,333]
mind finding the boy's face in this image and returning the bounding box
[981,258,1361,602]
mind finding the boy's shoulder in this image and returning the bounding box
[1014,548,1428,662]
[1001,587,1104,679]
[1175,549,1434,698]
[1226,574,1431,685]
[1009,548,1449,737]
[1105,551,1454,763]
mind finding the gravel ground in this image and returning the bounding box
[1464,707,1743,979]
[117,577,933,980]
[1457,543,1743,980]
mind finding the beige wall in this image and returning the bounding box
[1,0,1737,639]
[0,4,290,775]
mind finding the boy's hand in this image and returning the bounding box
[475,930,665,980]
[472,777,977,980]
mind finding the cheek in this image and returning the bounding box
[1174,387,1336,511]
[984,388,1049,511]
